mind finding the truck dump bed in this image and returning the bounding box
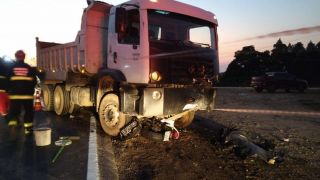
[36,2,112,78]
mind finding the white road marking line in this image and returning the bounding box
[215,108,320,117]
[87,115,100,180]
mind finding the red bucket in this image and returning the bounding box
[0,92,9,116]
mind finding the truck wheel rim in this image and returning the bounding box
[43,91,49,106]
[54,94,62,108]
[103,105,119,127]
[54,92,63,115]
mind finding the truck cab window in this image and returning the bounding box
[190,27,211,47]
[147,9,216,50]
[118,9,140,45]
[149,25,161,40]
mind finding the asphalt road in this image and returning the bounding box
[2,88,319,179]
[0,111,90,180]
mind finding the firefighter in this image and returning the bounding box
[6,50,37,134]
[0,58,9,117]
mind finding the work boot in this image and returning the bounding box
[24,123,33,135]
[25,127,33,135]
[8,120,18,127]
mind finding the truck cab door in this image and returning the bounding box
[107,8,149,83]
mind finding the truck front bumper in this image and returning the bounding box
[141,87,215,117]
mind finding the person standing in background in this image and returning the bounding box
[6,50,37,134]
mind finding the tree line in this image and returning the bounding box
[219,39,320,87]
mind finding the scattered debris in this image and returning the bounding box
[171,130,180,140]
[113,88,320,179]
[60,136,81,141]
[251,135,275,151]
[282,138,290,142]
[163,131,171,141]
[140,129,163,142]
[268,159,276,165]
[52,139,72,163]
[120,119,141,140]
[221,127,280,165]
[161,119,180,141]
[51,136,80,163]
[139,117,182,142]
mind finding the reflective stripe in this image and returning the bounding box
[9,95,34,100]
[10,76,33,81]
[24,123,33,128]
[8,120,18,127]
[0,90,6,93]
[0,76,6,79]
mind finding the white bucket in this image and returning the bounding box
[34,128,52,146]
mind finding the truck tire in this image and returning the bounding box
[68,102,80,114]
[255,87,263,93]
[97,76,115,110]
[267,85,276,93]
[175,111,195,128]
[285,88,290,93]
[53,85,70,115]
[99,94,125,136]
[41,84,54,111]
[297,85,306,93]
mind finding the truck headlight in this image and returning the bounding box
[152,90,162,100]
[150,71,162,82]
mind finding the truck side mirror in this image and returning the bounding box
[115,7,127,34]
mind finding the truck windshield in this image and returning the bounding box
[148,9,216,50]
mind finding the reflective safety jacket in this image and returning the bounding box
[0,61,8,92]
[7,61,37,100]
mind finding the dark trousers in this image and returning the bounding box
[6,99,34,124]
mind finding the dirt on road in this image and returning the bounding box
[112,88,320,180]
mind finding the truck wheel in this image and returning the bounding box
[175,111,195,128]
[99,94,125,136]
[267,85,276,93]
[297,86,306,93]
[255,87,263,93]
[69,102,80,114]
[285,88,290,93]
[41,84,54,111]
[53,85,70,115]
[97,76,115,110]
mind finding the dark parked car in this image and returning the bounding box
[251,72,308,93]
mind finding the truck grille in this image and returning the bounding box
[150,48,217,85]
[169,59,214,84]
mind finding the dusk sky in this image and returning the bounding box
[0,0,319,71]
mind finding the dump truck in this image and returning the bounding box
[36,0,219,136]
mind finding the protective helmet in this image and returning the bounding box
[15,50,26,61]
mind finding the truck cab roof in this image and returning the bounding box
[120,0,218,25]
